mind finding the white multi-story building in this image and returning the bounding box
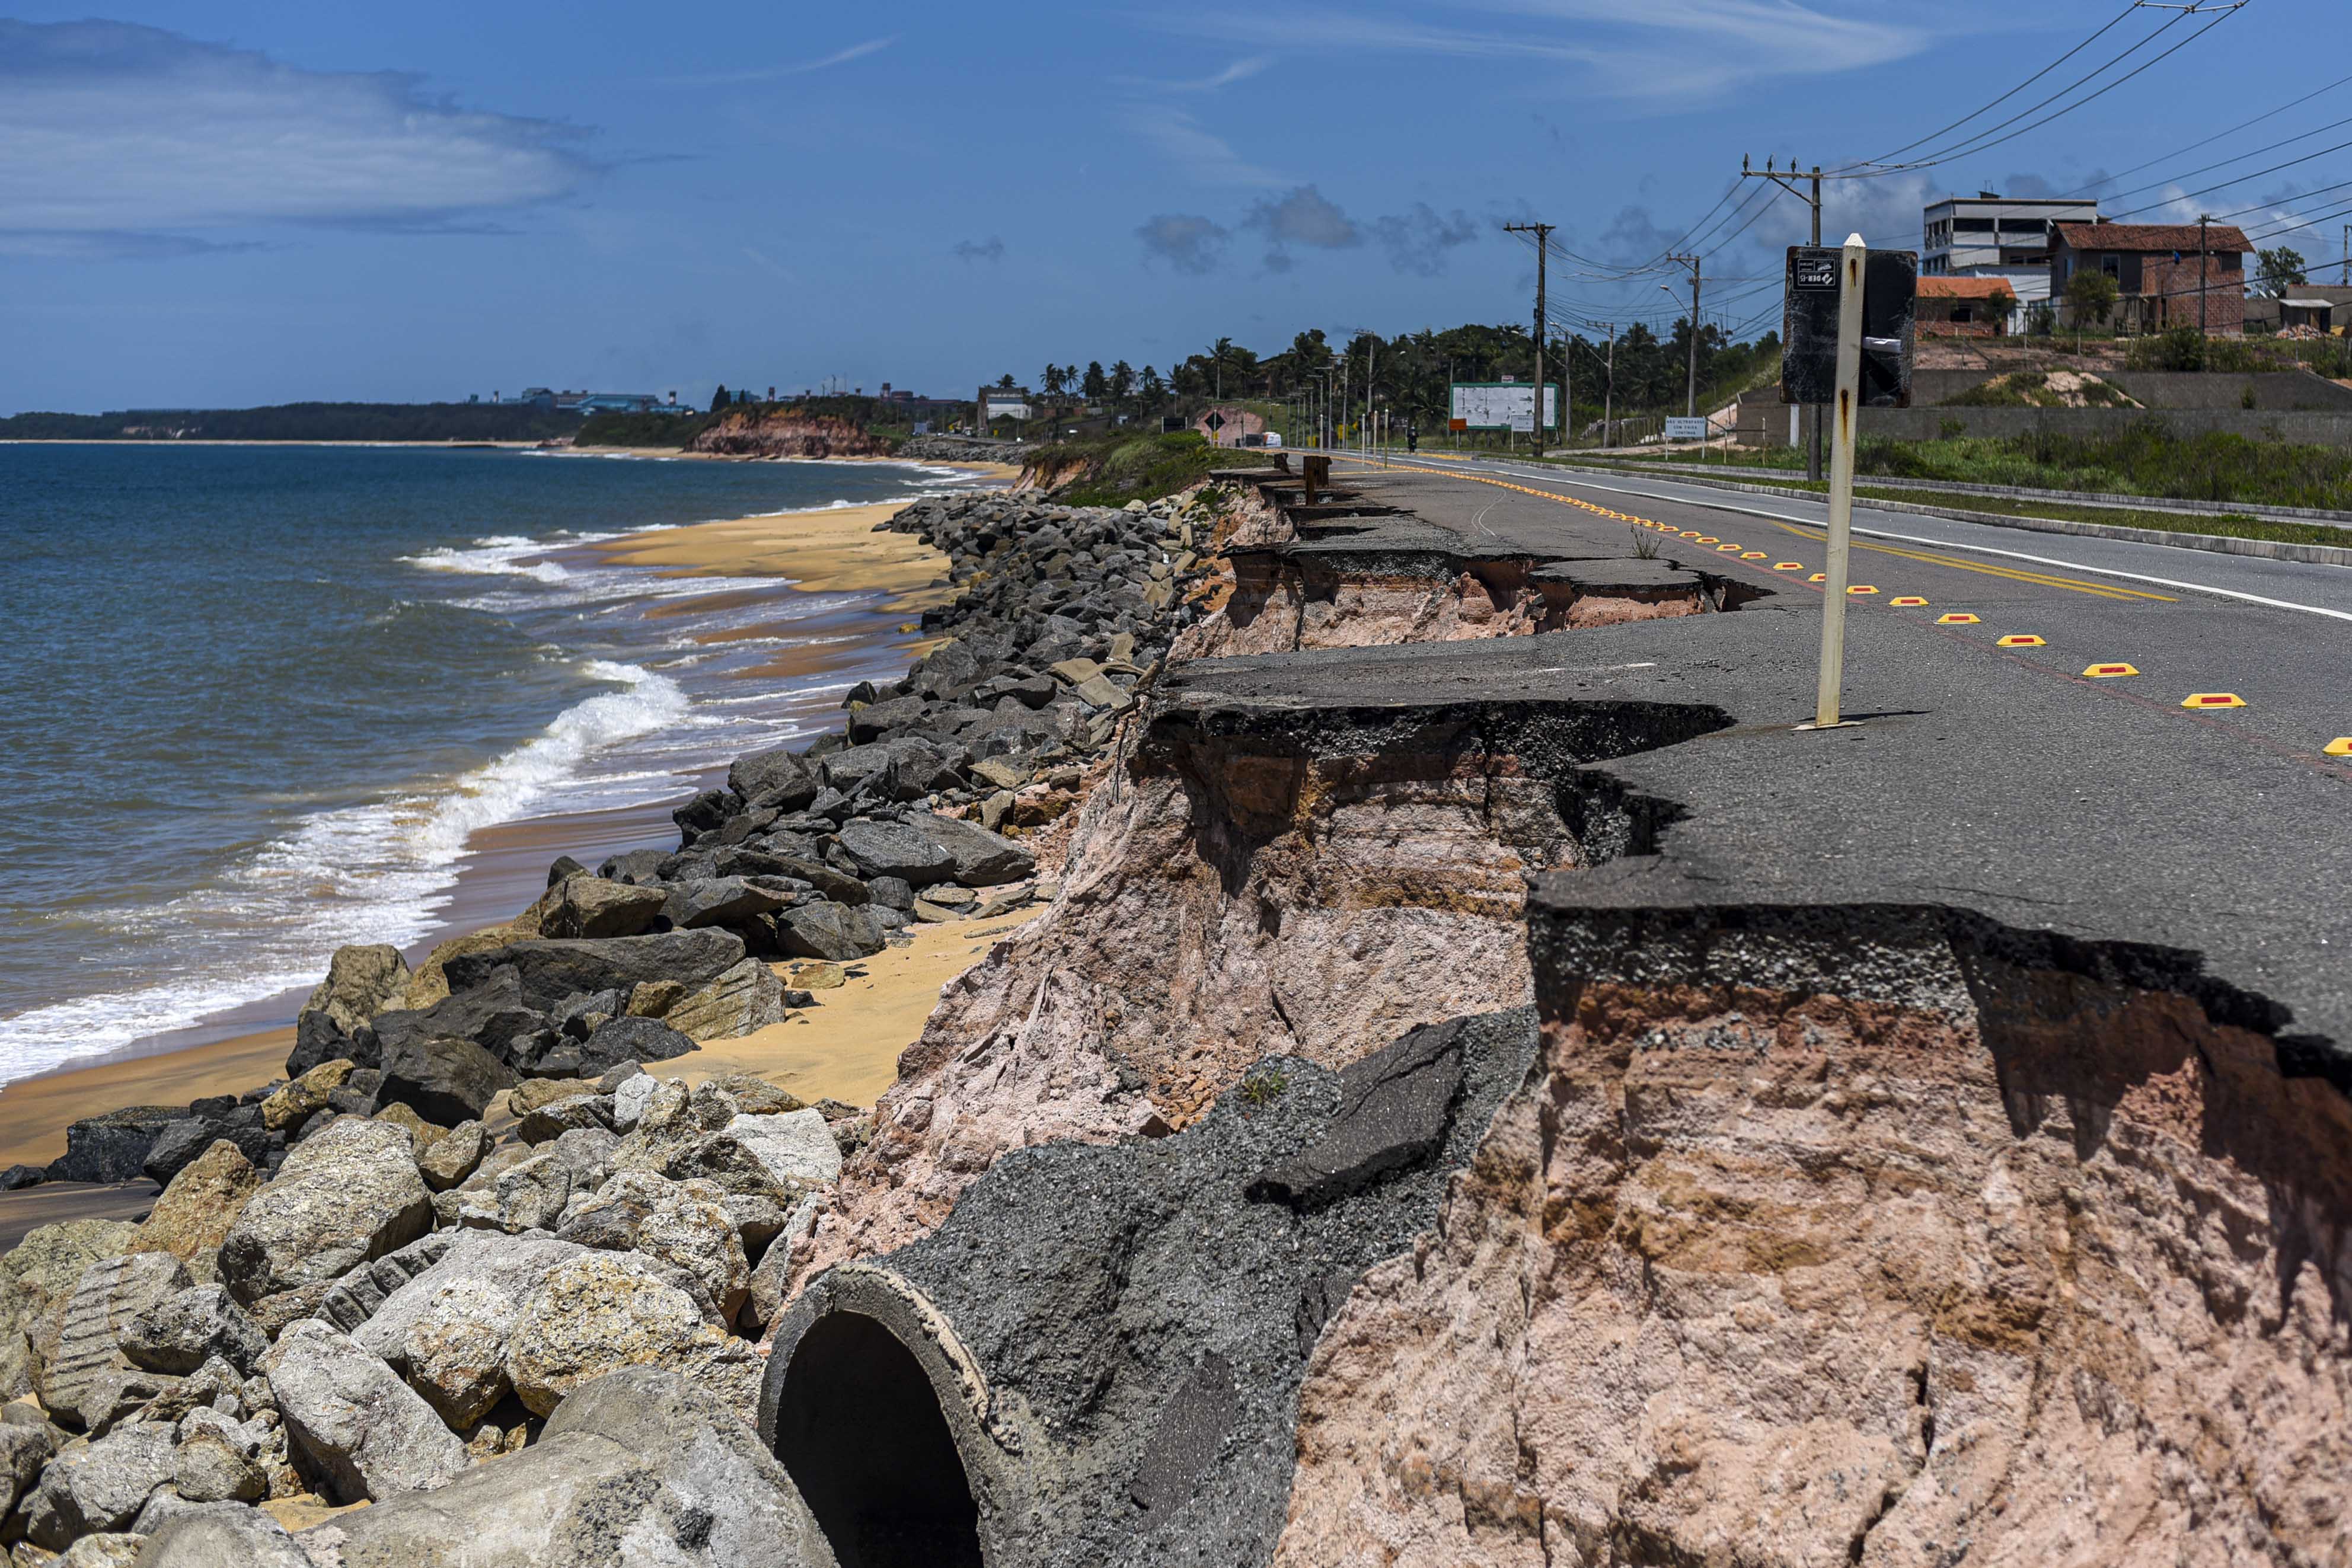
[1922,193,2098,311]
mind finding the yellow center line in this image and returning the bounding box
[1337,457,2174,605]
[1759,519,2172,601]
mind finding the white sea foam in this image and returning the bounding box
[0,660,692,1085]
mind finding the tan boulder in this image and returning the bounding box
[123,1141,263,1285]
[369,1103,446,1152]
[508,1078,599,1117]
[260,1059,356,1133]
[389,924,527,1013]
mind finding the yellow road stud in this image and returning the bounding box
[2082,663,2139,678]
[1889,596,1927,606]
[1996,634,2045,647]
[2182,692,2246,709]
[1936,613,1980,624]
[2325,737,2352,757]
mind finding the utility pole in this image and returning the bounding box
[2199,214,2211,338]
[1744,157,1825,478]
[1603,324,1616,449]
[1665,253,1702,417]
[1504,221,1554,455]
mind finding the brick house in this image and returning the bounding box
[2049,221,2250,334]
[1917,276,2020,336]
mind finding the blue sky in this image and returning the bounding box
[3,0,2347,413]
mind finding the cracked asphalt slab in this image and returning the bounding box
[1167,459,2352,1068]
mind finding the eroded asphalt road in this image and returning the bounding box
[1201,452,2352,1064]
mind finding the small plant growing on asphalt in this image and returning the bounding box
[1237,1069,1288,1112]
[1630,525,1660,560]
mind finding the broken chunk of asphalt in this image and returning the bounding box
[1244,1016,1468,1209]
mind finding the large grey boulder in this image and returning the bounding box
[218,1119,433,1308]
[453,1150,574,1235]
[376,1035,515,1126]
[298,1369,837,1567]
[134,1505,311,1567]
[363,965,545,1068]
[119,1285,266,1377]
[0,1420,56,1515]
[665,1112,842,1206]
[415,1122,490,1192]
[832,819,953,885]
[22,1423,177,1548]
[289,945,410,1076]
[138,1116,272,1190]
[29,1253,192,1428]
[502,1251,758,1419]
[0,1220,138,1401]
[776,903,885,964]
[536,877,668,941]
[46,1108,181,1185]
[656,958,790,1040]
[556,1172,749,1325]
[902,810,1036,886]
[662,877,792,932]
[315,1232,460,1335]
[356,1234,589,1428]
[442,931,749,1014]
[729,746,820,811]
[171,1429,266,1503]
[259,1320,467,1503]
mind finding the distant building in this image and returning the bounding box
[511,388,671,414]
[1917,276,2021,336]
[2245,285,2352,334]
[1923,193,2095,316]
[979,387,1033,426]
[2049,221,2252,333]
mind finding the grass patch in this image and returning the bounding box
[1594,467,2352,548]
[1237,1069,1290,1112]
[1030,430,1275,505]
[1588,424,2352,512]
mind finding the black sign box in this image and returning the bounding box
[1782,246,1917,408]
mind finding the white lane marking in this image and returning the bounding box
[1470,464,2352,626]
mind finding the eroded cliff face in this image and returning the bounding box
[1275,907,2352,1567]
[787,702,1718,1288]
[690,409,891,458]
[1179,554,1712,659]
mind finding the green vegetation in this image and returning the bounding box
[2064,269,2120,330]
[1237,1069,1290,1112]
[2124,327,2309,374]
[1941,371,2135,409]
[1026,429,1273,505]
[576,408,723,446]
[1606,424,2352,512]
[0,401,582,443]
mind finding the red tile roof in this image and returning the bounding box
[1919,277,2016,298]
[2051,221,2251,254]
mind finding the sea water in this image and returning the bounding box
[0,443,974,1087]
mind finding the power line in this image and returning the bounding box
[2112,133,2352,219]
[1836,2,2151,172]
[2095,108,2352,207]
[2083,69,2352,191]
[1837,2,2243,180]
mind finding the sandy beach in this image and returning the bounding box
[0,485,1011,1167]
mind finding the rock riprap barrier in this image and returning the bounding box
[0,488,1224,1564]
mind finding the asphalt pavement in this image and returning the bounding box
[1172,452,2352,1070]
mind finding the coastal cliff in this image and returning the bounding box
[7,459,2348,1567]
[690,408,893,459]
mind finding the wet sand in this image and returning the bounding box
[0,486,998,1169]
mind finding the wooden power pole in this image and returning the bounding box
[1744,157,1825,478]
[1505,221,1555,454]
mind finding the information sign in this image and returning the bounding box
[1783,246,1917,407]
[1448,382,1559,432]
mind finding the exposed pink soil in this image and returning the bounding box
[1275,965,2352,1566]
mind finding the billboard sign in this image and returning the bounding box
[1783,246,1917,407]
[982,398,1031,423]
[1663,416,1709,441]
[1449,382,1559,432]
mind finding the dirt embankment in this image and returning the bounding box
[690,409,892,458]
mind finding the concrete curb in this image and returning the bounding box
[1531,463,2352,570]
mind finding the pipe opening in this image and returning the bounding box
[771,1311,984,1568]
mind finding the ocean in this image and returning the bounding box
[0,443,975,1090]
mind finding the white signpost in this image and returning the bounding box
[1663,416,1709,442]
[1448,382,1558,433]
[1804,234,1869,733]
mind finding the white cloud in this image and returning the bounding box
[1121,104,1284,189]
[0,20,595,258]
[1118,56,1274,92]
[1167,1,1925,99]
[657,36,897,87]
